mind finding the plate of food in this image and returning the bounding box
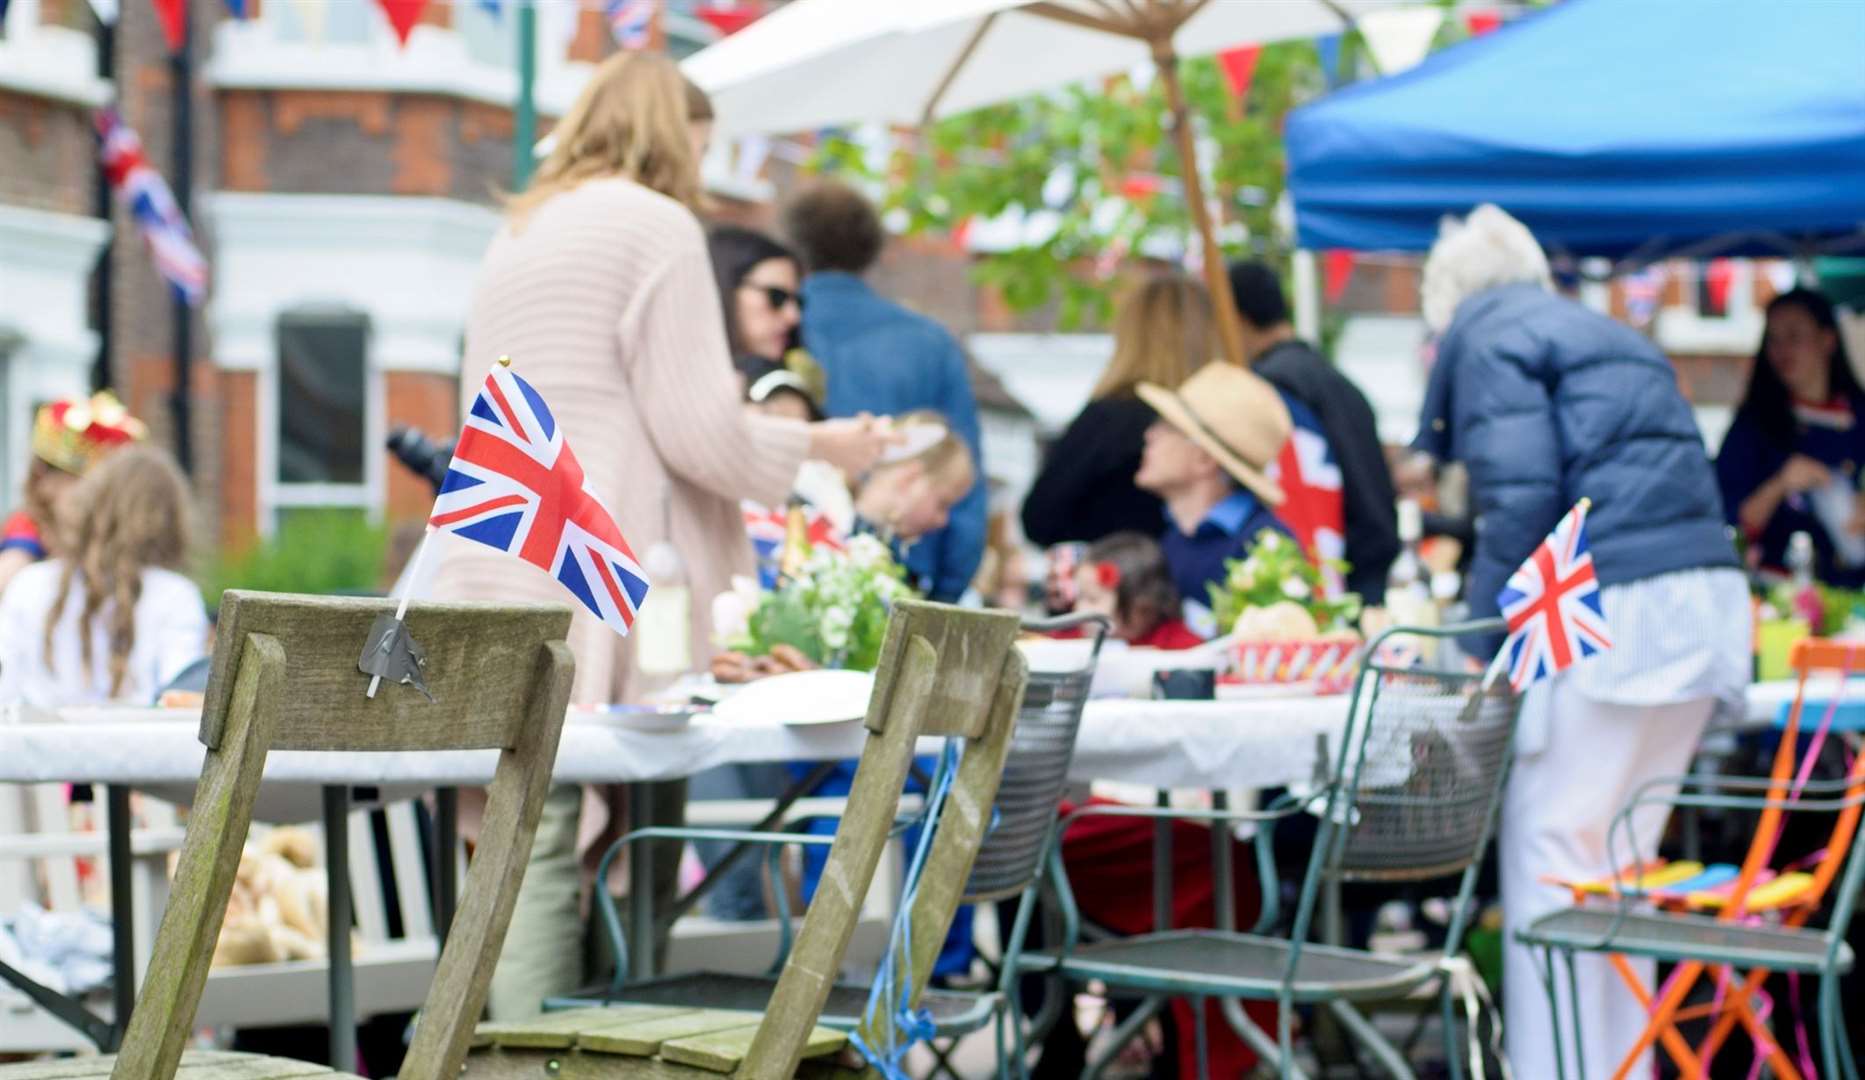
[710,669,876,727]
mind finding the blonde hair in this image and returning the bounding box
[44,446,192,697]
[1091,272,1216,400]
[507,52,702,222]
[1420,204,1552,333]
[881,409,974,490]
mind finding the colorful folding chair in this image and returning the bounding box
[1518,638,1865,1080]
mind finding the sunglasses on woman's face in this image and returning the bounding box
[743,284,803,313]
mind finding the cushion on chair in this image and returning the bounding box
[1019,929,1436,1003]
[1518,907,1852,973]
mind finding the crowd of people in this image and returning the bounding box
[2,44,1861,1080]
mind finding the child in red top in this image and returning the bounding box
[1071,530,1206,649]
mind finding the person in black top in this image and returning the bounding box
[1022,272,1213,547]
[1229,260,1401,601]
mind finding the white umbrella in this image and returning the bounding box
[684,0,1409,364]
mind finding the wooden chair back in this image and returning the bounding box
[738,601,1026,1080]
[114,591,575,1080]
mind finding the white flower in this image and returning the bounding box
[821,604,855,651]
[1281,577,1311,601]
[1258,532,1282,552]
[712,588,753,645]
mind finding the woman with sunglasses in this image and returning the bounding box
[708,225,805,364]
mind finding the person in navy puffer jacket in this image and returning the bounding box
[1412,206,1749,1080]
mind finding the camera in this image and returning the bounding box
[386,425,454,493]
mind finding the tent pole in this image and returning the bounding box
[1153,44,1248,367]
[1292,249,1321,343]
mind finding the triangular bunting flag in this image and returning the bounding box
[1465,10,1502,36]
[1323,249,1355,302]
[1,0,13,22]
[477,0,502,15]
[86,0,118,26]
[1360,7,1442,76]
[1216,44,1262,106]
[151,0,186,52]
[1315,32,1344,89]
[697,0,759,37]
[223,0,245,17]
[376,0,427,46]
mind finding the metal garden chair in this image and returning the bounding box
[1517,637,1865,1080]
[1000,621,1520,1079]
[467,600,1030,1079]
[0,591,577,1080]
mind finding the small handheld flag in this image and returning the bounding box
[604,0,656,49]
[432,359,649,637]
[1496,499,1613,692]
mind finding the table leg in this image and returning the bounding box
[627,782,655,983]
[1153,790,1172,932]
[107,785,134,1045]
[432,786,459,941]
[1211,791,1234,932]
[324,786,356,1072]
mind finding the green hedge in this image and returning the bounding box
[199,509,390,609]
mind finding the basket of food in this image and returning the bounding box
[1208,531,1363,696]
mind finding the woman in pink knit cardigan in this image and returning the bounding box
[432,51,891,1017]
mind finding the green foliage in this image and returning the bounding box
[733,535,915,672]
[1208,528,1361,636]
[199,509,390,609]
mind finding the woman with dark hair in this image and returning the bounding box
[707,225,804,363]
[1716,286,1865,585]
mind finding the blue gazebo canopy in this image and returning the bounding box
[1284,0,1865,260]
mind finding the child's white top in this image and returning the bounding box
[0,561,209,707]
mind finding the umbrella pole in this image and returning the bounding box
[1153,44,1250,368]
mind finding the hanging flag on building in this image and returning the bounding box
[605,0,657,50]
[430,362,649,636]
[96,108,207,306]
[376,0,427,46]
[151,0,185,51]
[1497,499,1613,692]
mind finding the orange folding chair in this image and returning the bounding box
[1518,638,1865,1080]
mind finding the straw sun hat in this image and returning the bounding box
[1136,362,1291,506]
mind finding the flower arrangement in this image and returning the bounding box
[1208,529,1362,639]
[713,533,915,672]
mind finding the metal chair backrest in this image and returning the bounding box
[741,600,1027,1080]
[117,591,575,1080]
[1288,621,1519,953]
[963,613,1110,902]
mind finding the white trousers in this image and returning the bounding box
[1499,679,1714,1079]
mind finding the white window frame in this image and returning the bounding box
[264,308,382,533]
[0,0,111,106]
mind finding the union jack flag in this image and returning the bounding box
[1497,500,1613,692]
[431,363,648,636]
[742,501,843,589]
[96,108,207,306]
[605,0,657,48]
[1265,395,1345,595]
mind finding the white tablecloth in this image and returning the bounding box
[0,682,1811,822]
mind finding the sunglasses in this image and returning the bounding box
[742,284,804,312]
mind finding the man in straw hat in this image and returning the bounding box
[1135,362,1295,616]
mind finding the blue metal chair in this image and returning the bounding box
[999,620,1520,1079]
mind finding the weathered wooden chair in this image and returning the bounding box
[467,600,1029,1080]
[0,591,575,1080]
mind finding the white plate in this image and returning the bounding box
[710,669,876,726]
[573,705,699,732]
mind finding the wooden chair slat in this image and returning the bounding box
[477,1006,688,1049]
[657,1023,843,1074]
[201,593,573,753]
[860,604,1021,738]
[0,1054,316,1080]
[574,1012,758,1057]
[170,1056,335,1080]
